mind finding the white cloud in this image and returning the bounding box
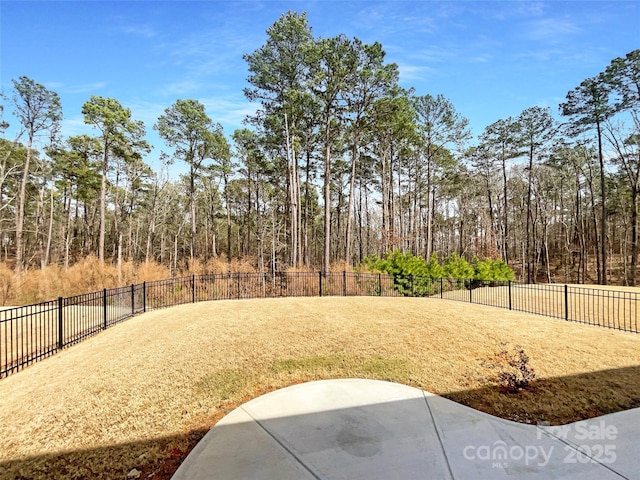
[472,55,492,63]
[60,116,93,138]
[64,82,108,95]
[108,12,158,39]
[484,1,547,21]
[44,81,65,89]
[126,100,167,129]
[199,96,257,131]
[526,17,581,42]
[404,47,458,63]
[160,80,204,97]
[396,63,434,82]
[119,23,157,39]
[123,95,256,136]
[163,29,258,65]
[511,48,604,69]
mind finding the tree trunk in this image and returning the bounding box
[501,153,509,264]
[381,146,389,252]
[246,165,252,259]
[117,232,123,284]
[426,155,433,259]
[344,133,359,265]
[145,219,155,264]
[358,177,364,263]
[588,176,601,283]
[190,166,197,261]
[173,234,178,274]
[485,176,498,255]
[595,121,607,284]
[99,143,108,264]
[224,174,232,262]
[14,133,33,274]
[303,149,311,267]
[271,207,277,272]
[284,114,298,268]
[64,192,72,269]
[526,145,534,283]
[630,187,638,286]
[43,188,54,268]
[323,123,332,273]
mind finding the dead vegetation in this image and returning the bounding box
[0,256,263,306]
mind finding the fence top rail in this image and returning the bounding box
[511,282,565,290]
[3,274,640,317]
[106,285,137,295]
[0,300,58,322]
[65,290,103,303]
[565,285,640,297]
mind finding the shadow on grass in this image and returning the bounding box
[2,365,640,479]
[0,427,209,480]
[443,364,640,426]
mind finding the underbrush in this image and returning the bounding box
[0,258,170,305]
[0,257,359,306]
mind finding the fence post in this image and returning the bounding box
[343,271,347,296]
[564,284,569,321]
[508,280,512,310]
[143,281,147,313]
[192,275,196,303]
[378,273,382,296]
[58,296,64,350]
[410,275,415,297]
[469,279,472,303]
[440,278,443,298]
[319,272,323,297]
[237,273,241,300]
[131,284,135,315]
[103,288,107,330]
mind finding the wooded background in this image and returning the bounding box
[1,13,638,286]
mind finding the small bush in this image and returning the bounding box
[483,342,536,393]
[473,258,515,283]
[363,250,437,296]
[425,253,445,278]
[443,253,474,279]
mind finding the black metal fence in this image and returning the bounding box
[1,272,638,378]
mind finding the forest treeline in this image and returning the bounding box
[1,12,639,289]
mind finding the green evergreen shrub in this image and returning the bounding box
[363,250,435,296]
[363,251,515,295]
[472,258,515,286]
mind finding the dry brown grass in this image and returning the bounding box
[1,297,640,479]
[187,256,257,275]
[1,257,264,306]
[1,258,172,306]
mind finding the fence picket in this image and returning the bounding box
[102,289,107,330]
[57,297,63,350]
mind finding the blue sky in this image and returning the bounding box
[1,0,638,173]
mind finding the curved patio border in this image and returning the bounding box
[171,379,636,479]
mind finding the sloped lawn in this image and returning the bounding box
[1,296,639,479]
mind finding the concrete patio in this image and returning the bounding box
[172,379,636,479]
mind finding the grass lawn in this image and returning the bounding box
[1,296,640,479]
